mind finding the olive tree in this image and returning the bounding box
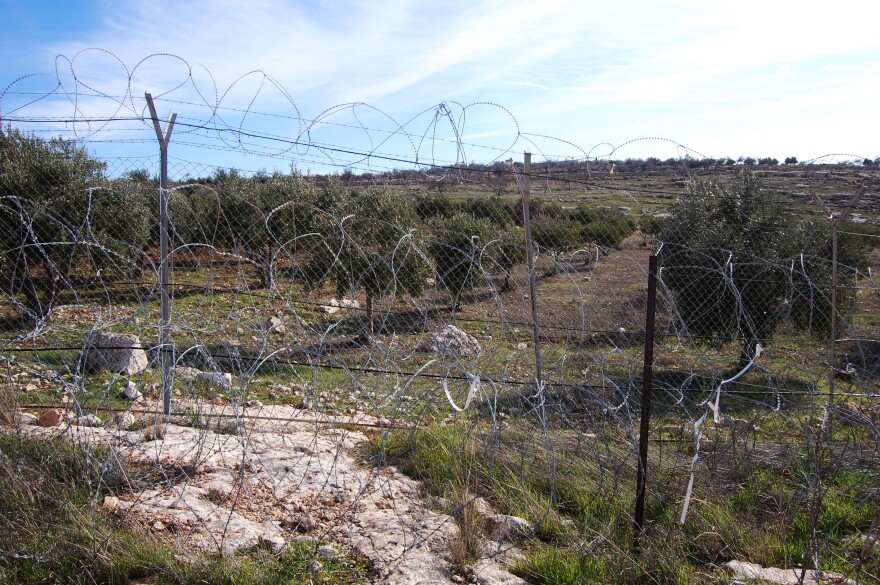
[429,213,520,310]
[657,171,866,364]
[564,205,635,252]
[303,184,429,338]
[212,169,318,289]
[531,218,582,263]
[0,127,150,322]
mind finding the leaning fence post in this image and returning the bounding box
[520,152,544,385]
[634,254,658,547]
[145,92,177,418]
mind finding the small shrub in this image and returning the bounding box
[466,197,518,226]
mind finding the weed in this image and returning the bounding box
[447,444,486,571]
[143,415,167,441]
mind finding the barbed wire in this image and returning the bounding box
[0,52,878,585]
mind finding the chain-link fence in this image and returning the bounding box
[1,124,879,583]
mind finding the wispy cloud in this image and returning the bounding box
[3,0,879,164]
[504,82,550,90]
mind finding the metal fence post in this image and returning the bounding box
[520,152,544,386]
[634,254,658,547]
[145,93,177,418]
[811,185,864,440]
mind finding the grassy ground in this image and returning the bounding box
[377,418,879,584]
[0,431,376,584]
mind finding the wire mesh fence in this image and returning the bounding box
[1,120,879,583]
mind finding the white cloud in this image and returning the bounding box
[504,82,550,90]
[5,0,879,165]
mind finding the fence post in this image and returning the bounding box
[634,254,658,547]
[811,185,864,440]
[520,152,544,385]
[145,93,177,418]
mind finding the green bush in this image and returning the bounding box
[487,226,526,290]
[212,169,319,288]
[429,213,503,309]
[531,218,582,262]
[466,197,518,226]
[564,205,635,251]
[414,193,462,222]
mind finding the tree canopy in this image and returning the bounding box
[657,171,867,361]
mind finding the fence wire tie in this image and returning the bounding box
[442,374,481,412]
[707,343,763,424]
[680,343,763,524]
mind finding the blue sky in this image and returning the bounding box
[1,0,878,174]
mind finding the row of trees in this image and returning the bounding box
[370,155,880,185]
[0,128,635,328]
[2,128,868,358]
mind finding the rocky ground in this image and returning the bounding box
[16,401,529,585]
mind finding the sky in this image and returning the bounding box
[1,0,878,175]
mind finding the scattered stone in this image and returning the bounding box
[318,544,338,558]
[258,533,286,551]
[19,412,39,425]
[307,559,323,573]
[320,298,361,314]
[417,325,481,357]
[472,497,493,517]
[38,408,65,427]
[106,411,136,430]
[198,371,232,389]
[76,414,103,427]
[152,521,166,532]
[175,367,233,390]
[724,560,855,585]
[337,298,360,310]
[123,381,142,401]
[451,576,465,584]
[81,333,148,375]
[295,512,314,532]
[484,514,534,542]
[245,399,264,408]
[267,316,286,334]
